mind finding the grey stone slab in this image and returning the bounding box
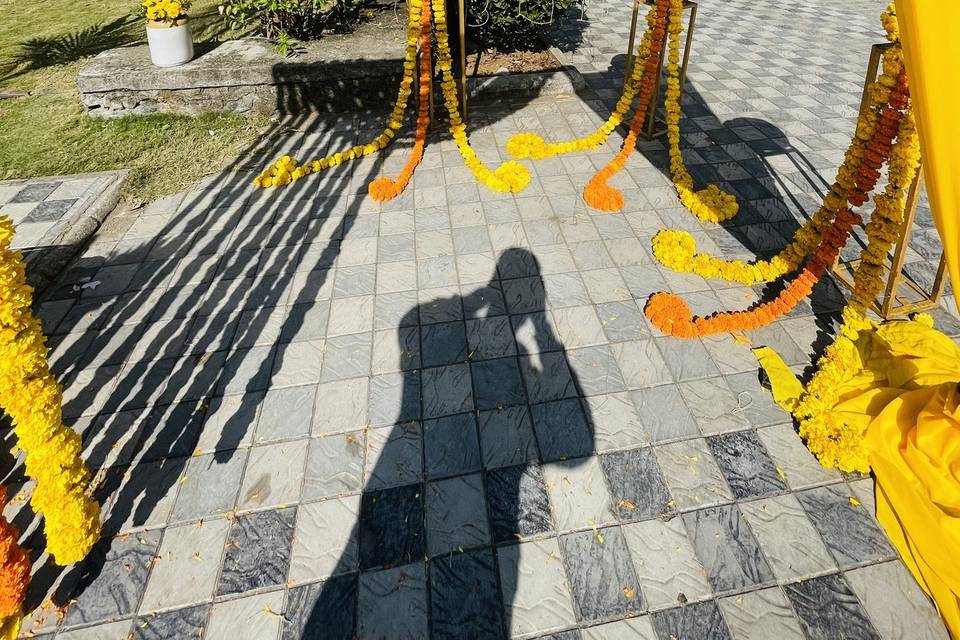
[530,398,593,462]
[320,332,372,381]
[314,376,369,434]
[217,507,296,596]
[170,450,246,522]
[566,345,626,396]
[425,473,491,556]
[63,530,161,626]
[359,483,425,570]
[421,320,468,367]
[611,339,673,389]
[755,423,841,490]
[651,601,733,640]
[430,549,504,639]
[365,423,422,489]
[486,463,553,542]
[796,484,896,568]
[707,430,787,499]
[424,412,482,479]
[466,315,518,360]
[596,301,650,342]
[471,356,526,411]
[723,371,791,427]
[422,363,474,418]
[282,575,357,640]
[520,351,577,403]
[783,573,881,640]
[543,457,616,532]
[630,384,699,443]
[255,384,316,442]
[718,588,806,640]
[683,504,776,593]
[139,518,230,612]
[132,604,212,640]
[559,527,644,623]
[288,495,360,584]
[679,377,753,435]
[622,518,713,611]
[846,561,949,640]
[498,538,577,637]
[600,447,673,522]
[655,337,722,382]
[478,406,539,469]
[238,440,308,510]
[302,431,364,500]
[357,563,429,640]
[205,591,284,640]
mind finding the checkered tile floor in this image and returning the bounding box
[3,0,956,638]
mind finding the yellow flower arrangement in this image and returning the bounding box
[506,8,657,161]
[663,0,738,223]
[0,218,101,566]
[652,0,902,284]
[431,0,530,192]
[252,0,423,189]
[143,0,190,22]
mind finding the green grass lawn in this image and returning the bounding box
[0,0,268,204]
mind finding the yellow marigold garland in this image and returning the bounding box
[505,5,658,161]
[794,78,921,473]
[252,0,422,189]
[663,0,738,223]
[432,0,530,192]
[652,3,901,283]
[0,218,101,565]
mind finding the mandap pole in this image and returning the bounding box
[458,0,468,119]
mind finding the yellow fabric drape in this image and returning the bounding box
[760,320,960,638]
[894,0,960,314]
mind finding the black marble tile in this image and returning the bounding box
[559,527,644,623]
[25,199,77,223]
[682,504,775,593]
[784,573,881,640]
[466,316,518,360]
[282,574,358,640]
[63,530,161,626]
[600,447,673,522]
[486,463,553,542]
[462,283,507,317]
[10,181,60,203]
[421,321,469,367]
[706,431,786,499]
[529,398,593,462]
[132,603,211,640]
[520,352,577,403]
[471,357,527,410]
[424,412,482,478]
[359,482,425,569]
[651,600,733,640]
[217,508,295,596]
[430,548,504,639]
[796,485,895,568]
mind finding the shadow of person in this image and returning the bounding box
[281,248,602,639]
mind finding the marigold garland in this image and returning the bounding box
[368,0,432,201]
[253,0,530,199]
[0,217,101,566]
[581,0,670,212]
[431,0,531,192]
[0,487,29,638]
[645,8,910,338]
[663,0,738,223]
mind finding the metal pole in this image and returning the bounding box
[625,0,642,85]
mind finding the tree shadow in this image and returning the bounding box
[1,17,139,82]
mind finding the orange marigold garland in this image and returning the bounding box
[0,487,28,639]
[582,0,669,211]
[645,30,910,337]
[368,0,432,201]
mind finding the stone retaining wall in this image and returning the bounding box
[77,38,585,118]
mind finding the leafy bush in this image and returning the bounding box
[467,0,574,50]
[219,0,366,41]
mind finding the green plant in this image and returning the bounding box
[467,0,574,50]
[274,29,299,55]
[219,0,365,41]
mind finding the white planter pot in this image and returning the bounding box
[146,20,194,68]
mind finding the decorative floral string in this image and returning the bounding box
[0,487,29,640]
[0,217,101,566]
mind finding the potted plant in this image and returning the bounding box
[142,0,194,67]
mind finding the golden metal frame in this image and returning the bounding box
[831,42,948,318]
[458,0,468,119]
[625,0,698,139]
